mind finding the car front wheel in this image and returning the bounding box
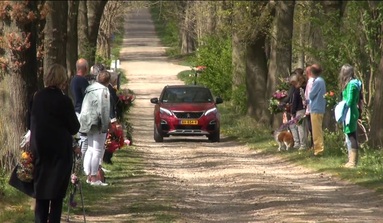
[209,129,220,142]
[154,125,163,142]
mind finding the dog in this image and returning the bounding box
[271,130,294,151]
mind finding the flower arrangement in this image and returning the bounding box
[324,90,337,109]
[105,122,128,153]
[16,150,34,182]
[68,139,82,208]
[268,89,288,114]
[116,89,135,120]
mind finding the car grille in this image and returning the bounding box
[175,125,202,130]
[173,112,203,119]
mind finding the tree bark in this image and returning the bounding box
[78,1,89,59]
[231,3,246,112]
[44,1,68,73]
[369,39,383,148]
[87,0,108,66]
[67,0,79,78]
[268,1,295,128]
[0,1,38,171]
[180,1,196,55]
[246,36,269,123]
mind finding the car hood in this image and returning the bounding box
[160,103,216,112]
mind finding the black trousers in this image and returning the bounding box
[35,198,63,223]
[306,114,313,148]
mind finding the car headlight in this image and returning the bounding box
[205,107,217,116]
[160,107,173,116]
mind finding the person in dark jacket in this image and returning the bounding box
[30,64,80,223]
[289,72,308,150]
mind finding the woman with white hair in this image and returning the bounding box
[338,64,363,168]
[79,70,111,185]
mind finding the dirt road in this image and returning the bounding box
[78,8,383,223]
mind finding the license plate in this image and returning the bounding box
[180,119,198,125]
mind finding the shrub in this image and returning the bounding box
[192,36,233,100]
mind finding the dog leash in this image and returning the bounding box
[277,115,303,131]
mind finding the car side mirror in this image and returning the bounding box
[150,98,159,104]
[215,97,223,104]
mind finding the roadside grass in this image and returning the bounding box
[0,146,177,222]
[218,102,383,193]
[152,1,383,193]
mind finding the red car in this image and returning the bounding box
[150,85,223,142]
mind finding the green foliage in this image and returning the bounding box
[150,3,180,56]
[191,36,233,100]
[231,85,247,114]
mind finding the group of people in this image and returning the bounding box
[27,59,120,222]
[283,63,363,169]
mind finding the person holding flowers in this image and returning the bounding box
[338,64,363,168]
[30,64,80,223]
[289,69,308,150]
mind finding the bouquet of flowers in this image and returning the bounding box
[16,150,34,182]
[105,122,127,153]
[116,89,135,120]
[268,89,288,114]
[324,91,337,109]
[68,138,82,208]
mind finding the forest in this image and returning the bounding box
[1,0,383,175]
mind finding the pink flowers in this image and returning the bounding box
[272,90,288,100]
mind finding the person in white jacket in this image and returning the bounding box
[79,70,111,186]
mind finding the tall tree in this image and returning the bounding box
[231,2,247,112]
[267,1,295,128]
[245,1,275,123]
[180,0,196,54]
[67,0,79,78]
[78,0,107,67]
[0,1,40,171]
[44,1,68,74]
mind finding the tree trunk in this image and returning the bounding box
[369,47,383,148]
[44,1,68,73]
[268,1,295,128]
[78,1,89,60]
[67,0,79,78]
[180,1,196,55]
[246,36,269,124]
[87,0,108,66]
[231,3,246,112]
[0,1,38,172]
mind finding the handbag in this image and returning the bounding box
[8,130,35,198]
[9,164,35,198]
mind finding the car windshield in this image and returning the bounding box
[161,87,214,103]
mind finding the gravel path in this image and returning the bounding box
[72,7,383,223]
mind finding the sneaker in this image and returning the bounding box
[86,179,91,184]
[293,145,300,149]
[101,167,111,173]
[298,146,306,151]
[90,180,108,186]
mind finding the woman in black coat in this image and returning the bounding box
[30,64,80,223]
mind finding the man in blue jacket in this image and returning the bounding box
[308,64,326,156]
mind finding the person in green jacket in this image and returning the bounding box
[339,64,363,168]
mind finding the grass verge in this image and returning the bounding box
[218,103,383,193]
[150,0,383,195]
